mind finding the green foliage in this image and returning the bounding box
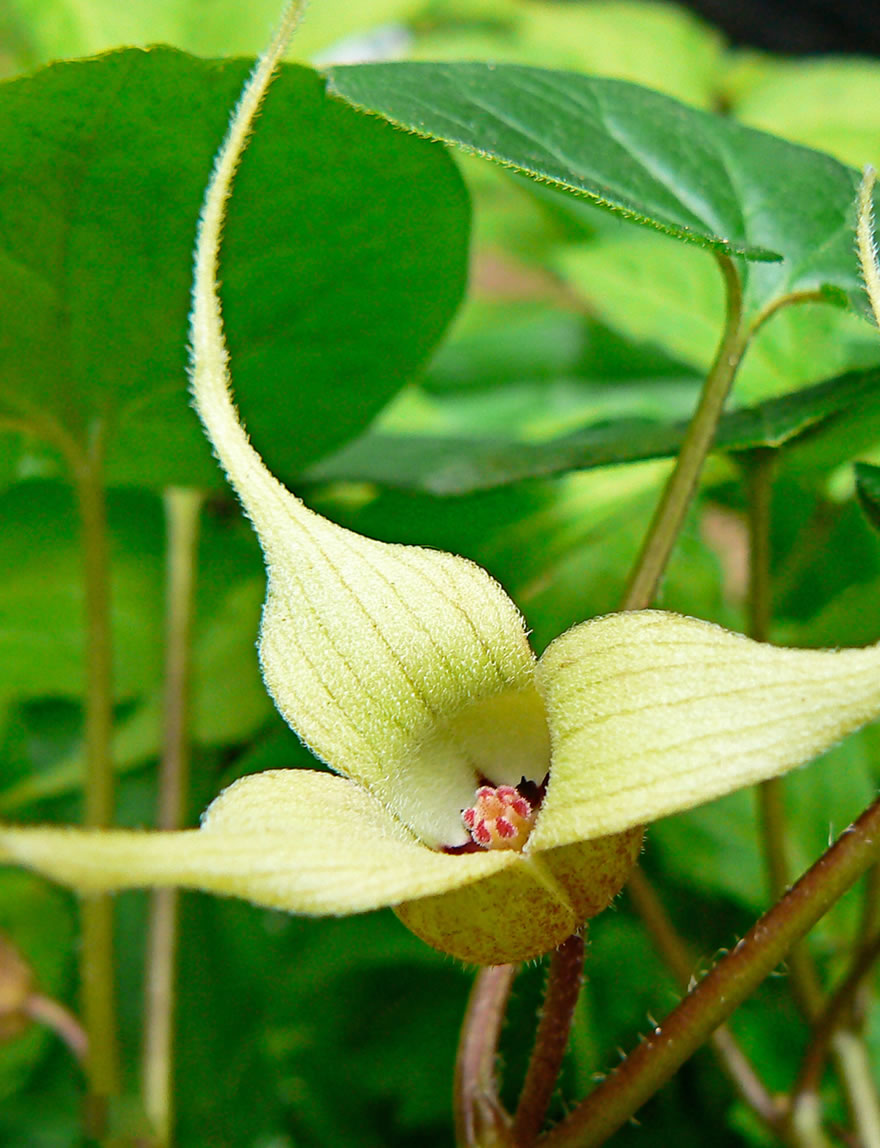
[0,49,468,487]
[3,1,880,1145]
[326,59,877,317]
[309,366,880,494]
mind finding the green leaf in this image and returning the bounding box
[0,498,275,814]
[556,232,880,402]
[326,60,876,316]
[422,301,698,396]
[307,366,880,494]
[652,730,877,913]
[511,0,724,109]
[412,0,724,110]
[0,483,163,700]
[856,462,880,533]
[0,50,468,487]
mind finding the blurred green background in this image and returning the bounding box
[2,1,880,1144]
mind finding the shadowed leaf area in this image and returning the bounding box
[0,48,468,488]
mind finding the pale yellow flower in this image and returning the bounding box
[2,11,880,966]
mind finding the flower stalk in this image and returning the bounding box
[624,867,787,1140]
[69,424,119,1137]
[744,447,825,1021]
[513,934,585,1146]
[541,792,880,1148]
[142,488,204,1148]
[454,964,518,1148]
[622,252,747,612]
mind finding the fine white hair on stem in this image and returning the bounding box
[857,165,880,330]
[188,0,308,500]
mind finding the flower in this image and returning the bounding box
[3,20,880,966]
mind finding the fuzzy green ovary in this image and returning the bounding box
[395,827,643,964]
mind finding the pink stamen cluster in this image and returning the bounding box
[462,785,537,852]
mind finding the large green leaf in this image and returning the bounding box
[0,50,468,487]
[556,232,880,403]
[326,61,874,316]
[0,483,163,699]
[308,366,880,494]
[411,0,724,109]
[0,487,277,813]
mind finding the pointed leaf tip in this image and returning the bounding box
[0,771,514,914]
[531,611,880,850]
[186,0,527,847]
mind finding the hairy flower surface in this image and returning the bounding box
[3,19,880,965]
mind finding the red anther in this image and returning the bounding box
[473,821,492,845]
[460,782,538,852]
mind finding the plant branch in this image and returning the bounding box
[513,935,585,1146]
[455,964,518,1148]
[24,993,89,1065]
[610,269,783,1137]
[142,488,203,1148]
[622,253,747,611]
[795,932,880,1100]
[743,450,880,1144]
[850,864,880,1035]
[791,927,880,1148]
[70,423,119,1138]
[626,867,786,1138]
[539,793,880,1148]
[829,1032,880,1148]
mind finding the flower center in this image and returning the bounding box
[462,784,537,852]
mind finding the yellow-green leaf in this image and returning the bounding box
[532,611,880,851]
[0,770,514,911]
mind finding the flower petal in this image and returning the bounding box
[256,508,541,845]
[397,828,642,964]
[188,28,542,847]
[531,611,880,851]
[0,770,515,912]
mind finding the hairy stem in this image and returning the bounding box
[142,489,203,1148]
[70,425,119,1137]
[539,793,880,1148]
[625,868,786,1138]
[513,935,585,1146]
[454,964,518,1148]
[622,253,747,611]
[743,451,880,1144]
[609,266,782,1137]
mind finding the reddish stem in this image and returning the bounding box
[540,794,880,1148]
[513,935,585,1146]
[455,964,518,1148]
